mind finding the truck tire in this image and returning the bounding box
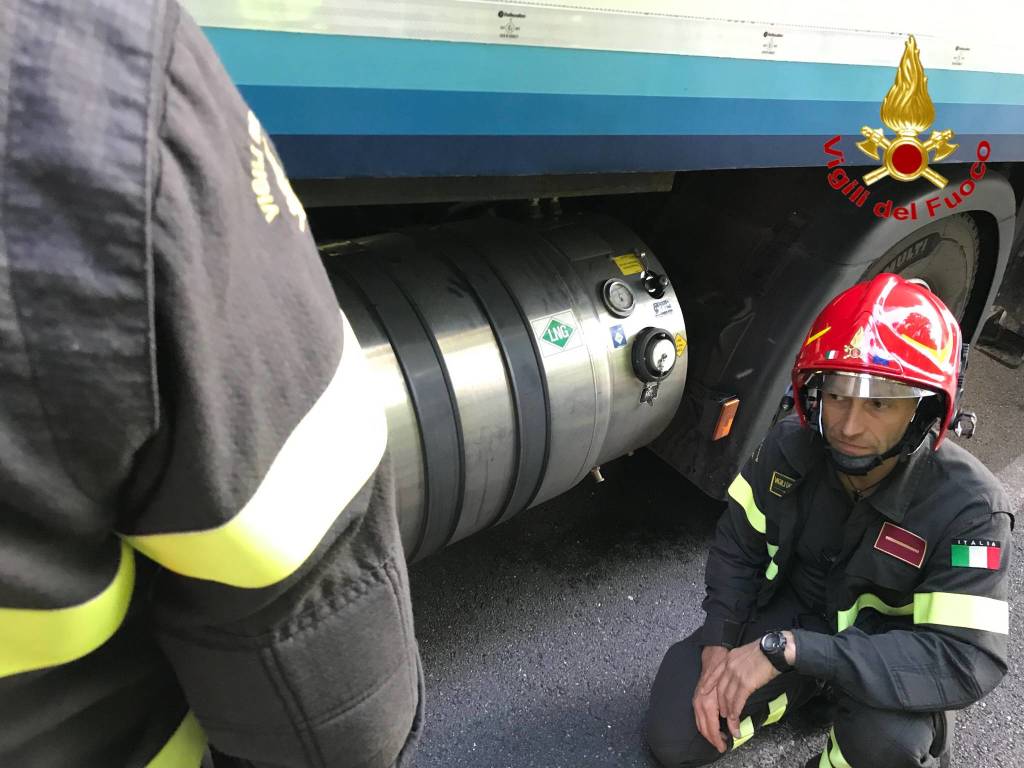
[861,214,979,320]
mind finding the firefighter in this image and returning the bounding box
[645,274,1012,768]
[0,1,422,766]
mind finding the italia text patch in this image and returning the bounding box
[873,523,927,569]
[769,471,796,497]
[951,539,1002,569]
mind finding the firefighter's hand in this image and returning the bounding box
[700,639,779,740]
[693,645,730,753]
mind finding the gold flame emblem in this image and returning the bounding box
[857,36,957,188]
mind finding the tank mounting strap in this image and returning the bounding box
[436,227,551,528]
[336,248,464,560]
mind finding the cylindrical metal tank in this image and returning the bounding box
[321,215,687,560]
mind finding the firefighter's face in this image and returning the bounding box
[822,394,918,457]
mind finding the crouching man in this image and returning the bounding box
[646,275,1012,768]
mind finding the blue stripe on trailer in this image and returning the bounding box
[204,27,1024,106]
[271,133,1024,179]
[204,27,1024,177]
[239,85,1024,137]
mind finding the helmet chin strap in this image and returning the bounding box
[826,443,902,476]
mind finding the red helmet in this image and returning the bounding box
[792,273,963,447]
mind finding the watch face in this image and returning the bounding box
[762,632,783,653]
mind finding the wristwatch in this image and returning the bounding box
[759,631,792,672]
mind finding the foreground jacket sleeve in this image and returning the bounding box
[117,8,422,766]
[793,508,1011,711]
[699,437,778,648]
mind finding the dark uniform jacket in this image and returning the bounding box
[700,415,1012,712]
[0,1,421,765]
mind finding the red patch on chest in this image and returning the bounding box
[873,522,927,569]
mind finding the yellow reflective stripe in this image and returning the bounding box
[146,711,207,768]
[731,716,755,749]
[839,591,1009,635]
[829,727,853,768]
[805,326,831,346]
[124,312,387,588]
[765,541,779,580]
[0,541,134,679]
[763,692,788,726]
[914,592,1009,635]
[900,332,953,366]
[728,473,765,534]
[836,593,912,632]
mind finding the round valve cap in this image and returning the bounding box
[631,327,677,382]
[647,338,676,374]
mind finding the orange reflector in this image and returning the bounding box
[713,398,740,441]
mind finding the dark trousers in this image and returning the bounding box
[645,587,952,768]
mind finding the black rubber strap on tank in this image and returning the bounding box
[380,247,469,552]
[333,249,463,561]
[437,226,551,526]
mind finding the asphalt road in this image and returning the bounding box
[406,349,1023,768]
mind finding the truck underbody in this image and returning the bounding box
[299,163,1023,559]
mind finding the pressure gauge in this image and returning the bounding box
[602,278,636,318]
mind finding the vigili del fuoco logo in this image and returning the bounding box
[822,36,990,221]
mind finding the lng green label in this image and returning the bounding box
[951,539,1001,570]
[542,318,574,347]
[532,311,583,357]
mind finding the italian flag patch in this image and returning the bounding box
[951,539,1002,569]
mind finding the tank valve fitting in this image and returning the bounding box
[643,271,669,299]
[632,327,676,382]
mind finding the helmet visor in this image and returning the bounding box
[818,371,936,399]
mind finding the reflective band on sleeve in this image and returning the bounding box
[765,541,779,580]
[836,593,912,632]
[0,541,134,679]
[828,727,853,768]
[763,692,788,726]
[124,311,388,588]
[731,716,755,749]
[914,592,1009,635]
[145,711,207,768]
[728,473,765,534]
[839,591,1009,635]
